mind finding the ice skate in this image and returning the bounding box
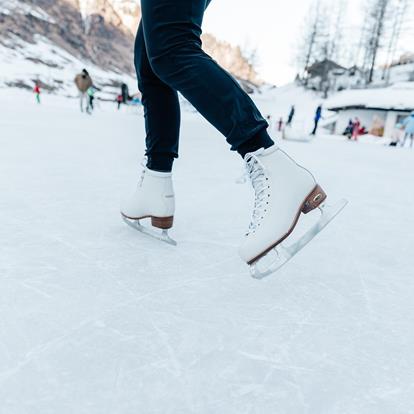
[121,166,176,245]
[239,146,347,279]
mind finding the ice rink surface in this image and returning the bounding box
[1,90,414,413]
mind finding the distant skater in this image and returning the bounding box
[401,111,414,148]
[351,118,361,141]
[33,82,41,104]
[121,83,130,105]
[277,117,284,132]
[287,105,295,126]
[87,86,96,112]
[74,69,93,113]
[116,94,123,110]
[311,105,322,135]
[343,119,353,139]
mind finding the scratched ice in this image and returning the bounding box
[0,89,413,414]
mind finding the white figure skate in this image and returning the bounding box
[239,146,347,279]
[121,167,176,245]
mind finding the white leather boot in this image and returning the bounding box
[239,146,327,266]
[121,167,175,230]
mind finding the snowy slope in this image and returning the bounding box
[0,0,56,22]
[0,0,137,94]
[1,90,414,413]
[106,0,141,33]
[0,34,136,98]
[252,83,325,133]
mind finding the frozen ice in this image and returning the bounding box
[0,89,413,413]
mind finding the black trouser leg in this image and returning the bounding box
[312,120,319,135]
[136,0,273,171]
[135,23,181,172]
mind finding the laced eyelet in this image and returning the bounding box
[245,154,269,236]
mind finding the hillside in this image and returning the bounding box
[0,0,261,96]
[1,0,135,74]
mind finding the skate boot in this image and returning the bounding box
[239,146,347,279]
[121,167,176,245]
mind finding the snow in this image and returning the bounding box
[0,36,136,99]
[78,0,140,33]
[252,84,323,133]
[1,88,414,413]
[78,0,96,20]
[0,0,56,23]
[326,85,414,112]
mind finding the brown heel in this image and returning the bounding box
[151,216,174,229]
[302,185,327,214]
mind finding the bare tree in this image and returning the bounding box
[297,0,323,84]
[360,0,392,84]
[328,0,347,64]
[243,46,259,83]
[383,0,409,83]
[297,0,348,90]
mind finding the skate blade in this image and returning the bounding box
[250,199,348,280]
[122,216,177,246]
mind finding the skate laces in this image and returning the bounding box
[137,157,147,187]
[245,154,269,235]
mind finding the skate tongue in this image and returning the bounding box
[245,145,279,160]
[145,167,172,178]
[245,148,265,159]
[260,145,279,157]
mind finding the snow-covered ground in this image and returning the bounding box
[253,84,323,132]
[1,89,414,414]
[0,35,136,99]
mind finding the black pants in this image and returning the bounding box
[311,119,320,135]
[135,0,273,172]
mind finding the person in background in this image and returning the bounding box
[351,117,361,141]
[401,111,414,148]
[33,82,41,104]
[266,115,273,131]
[121,83,130,104]
[277,117,284,132]
[311,105,322,135]
[116,94,123,110]
[131,93,142,106]
[74,69,93,113]
[286,105,295,126]
[389,123,403,147]
[343,119,354,139]
[87,86,96,112]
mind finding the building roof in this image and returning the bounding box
[391,52,414,67]
[306,59,346,77]
[326,84,414,112]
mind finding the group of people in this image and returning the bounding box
[342,112,414,147]
[116,83,131,110]
[33,69,140,114]
[268,105,323,136]
[74,70,141,113]
[343,118,367,141]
